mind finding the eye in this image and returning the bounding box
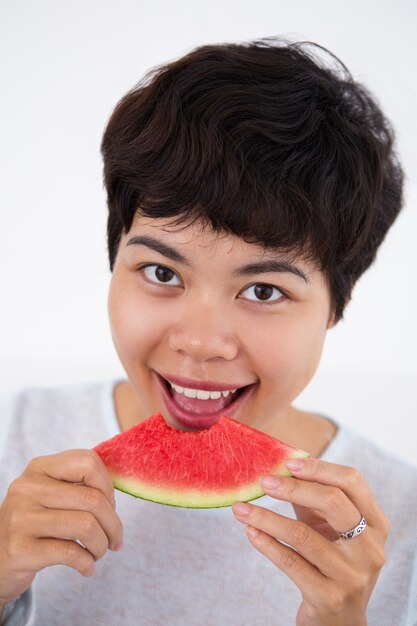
[141,264,181,286]
[240,283,285,303]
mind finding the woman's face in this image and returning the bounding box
[108,214,334,434]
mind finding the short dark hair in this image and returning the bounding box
[101,37,404,322]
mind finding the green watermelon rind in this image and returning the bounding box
[111,450,309,508]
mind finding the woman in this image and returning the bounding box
[1,38,415,626]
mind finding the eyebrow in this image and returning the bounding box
[125,235,309,283]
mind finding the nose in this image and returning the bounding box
[167,302,239,362]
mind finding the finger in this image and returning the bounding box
[260,475,362,536]
[42,481,123,549]
[26,450,115,509]
[292,505,341,541]
[232,502,346,578]
[14,474,123,549]
[284,458,387,529]
[19,537,95,577]
[29,508,117,560]
[244,524,326,594]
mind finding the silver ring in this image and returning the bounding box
[338,516,367,540]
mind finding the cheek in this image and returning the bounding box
[249,310,328,386]
[107,274,167,362]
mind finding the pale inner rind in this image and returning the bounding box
[114,476,264,508]
[112,450,308,509]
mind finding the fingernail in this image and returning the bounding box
[260,476,282,489]
[233,502,252,516]
[112,539,123,551]
[285,458,305,471]
[247,526,260,539]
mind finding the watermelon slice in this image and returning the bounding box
[94,413,308,508]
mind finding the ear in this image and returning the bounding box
[327,309,337,329]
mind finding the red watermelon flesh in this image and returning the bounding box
[94,413,309,508]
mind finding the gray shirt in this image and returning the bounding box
[1,380,416,625]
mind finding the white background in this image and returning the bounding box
[0,0,416,465]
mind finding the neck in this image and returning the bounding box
[262,406,338,458]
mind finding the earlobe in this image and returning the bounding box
[327,310,337,329]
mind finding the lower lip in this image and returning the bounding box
[155,373,256,431]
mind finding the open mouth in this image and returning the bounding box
[155,373,255,431]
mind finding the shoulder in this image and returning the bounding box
[0,379,111,413]
[0,379,118,462]
[1,381,107,429]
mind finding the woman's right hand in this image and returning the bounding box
[0,449,124,609]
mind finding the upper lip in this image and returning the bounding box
[158,372,253,392]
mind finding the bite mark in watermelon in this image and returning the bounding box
[94,413,309,508]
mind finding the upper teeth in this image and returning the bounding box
[170,382,237,400]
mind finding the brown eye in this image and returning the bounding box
[241,283,284,303]
[254,285,274,300]
[155,266,174,282]
[143,264,181,285]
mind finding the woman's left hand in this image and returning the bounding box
[232,458,390,626]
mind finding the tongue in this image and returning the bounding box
[171,389,237,415]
